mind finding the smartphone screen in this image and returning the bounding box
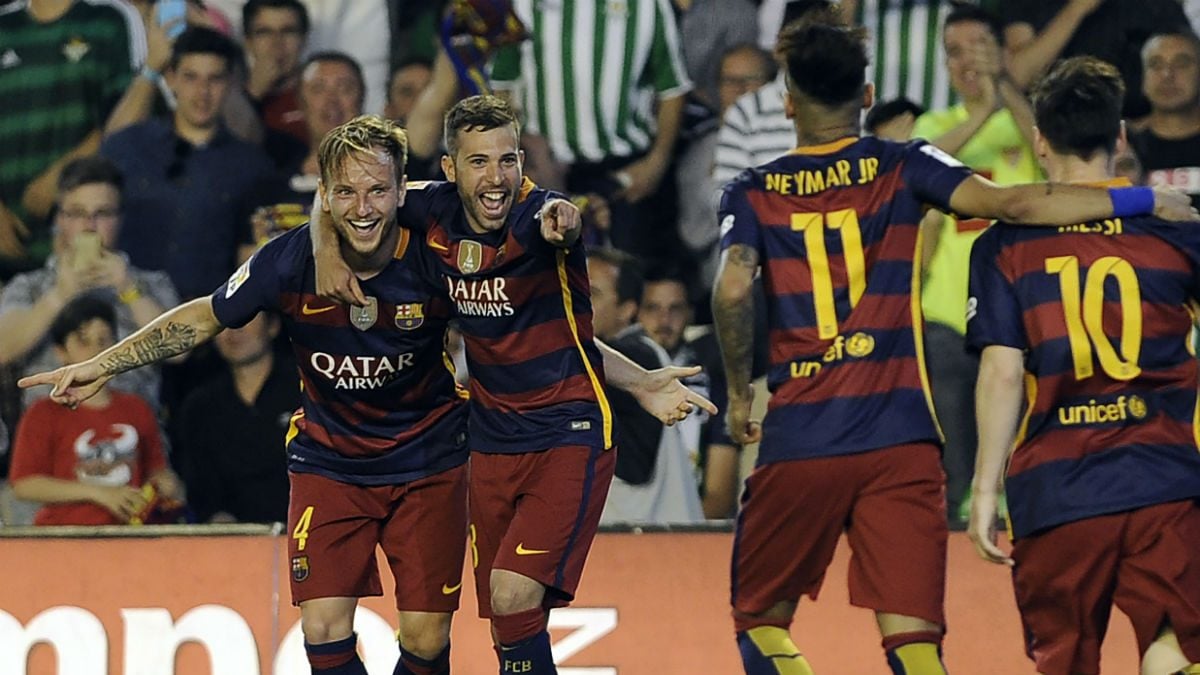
[155,0,188,39]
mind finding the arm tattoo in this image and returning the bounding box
[729,243,760,269]
[99,322,197,376]
[713,244,758,396]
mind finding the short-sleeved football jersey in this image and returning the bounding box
[400,179,613,454]
[211,225,467,486]
[967,200,1200,538]
[719,136,972,465]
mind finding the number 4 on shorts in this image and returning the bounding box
[292,506,314,552]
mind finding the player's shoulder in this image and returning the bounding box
[971,221,1019,257]
[256,225,312,267]
[406,179,458,203]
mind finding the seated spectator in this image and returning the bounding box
[865,97,925,141]
[9,296,184,526]
[0,157,179,410]
[713,0,833,190]
[105,0,264,144]
[100,27,274,300]
[1003,0,1190,118]
[0,0,146,278]
[678,43,775,292]
[253,51,366,241]
[599,262,740,524]
[1129,31,1200,209]
[384,57,433,124]
[205,0,392,113]
[171,312,295,523]
[242,0,310,144]
[677,0,759,111]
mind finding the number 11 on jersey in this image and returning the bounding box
[792,208,867,339]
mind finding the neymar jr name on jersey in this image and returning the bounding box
[763,157,882,197]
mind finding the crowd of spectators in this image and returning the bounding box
[0,0,1197,529]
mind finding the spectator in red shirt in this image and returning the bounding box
[9,295,183,525]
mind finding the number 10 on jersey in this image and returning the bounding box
[792,208,867,339]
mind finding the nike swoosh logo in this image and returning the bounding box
[515,543,550,556]
[441,582,462,595]
[427,237,449,252]
[301,303,336,315]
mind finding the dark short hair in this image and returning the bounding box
[169,26,243,73]
[57,156,123,196]
[865,97,925,135]
[1141,30,1200,65]
[243,0,309,36]
[302,50,366,108]
[390,56,433,83]
[776,8,868,107]
[1031,56,1125,161]
[944,2,1004,45]
[588,247,644,306]
[443,95,521,156]
[781,0,837,33]
[318,114,408,185]
[50,296,116,347]
[641,265,690,305]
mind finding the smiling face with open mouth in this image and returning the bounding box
[442,123,524,234]
[321,147,403,264]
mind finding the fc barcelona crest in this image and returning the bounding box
[350,296,378,331]
[395,303,425,330]
[291,555,310,582]
[458,240,483,274]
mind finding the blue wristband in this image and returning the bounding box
[1108,186,1154,217]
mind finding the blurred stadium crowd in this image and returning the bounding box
[0,0,1197,530]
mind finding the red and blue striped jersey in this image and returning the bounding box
[719,136,971,465]
[967,203,1200,538]
[400,179,612,454]
[211,225,468,485]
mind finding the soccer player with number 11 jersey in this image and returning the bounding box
[712,10,1198,675]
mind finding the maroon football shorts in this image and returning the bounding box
[732,442,948,627]
[1011,499,1200,675]
[286,465,468,611]
[468,445,615,618]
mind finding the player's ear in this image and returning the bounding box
[397,173,408,206]
[317,180,331,213]
[1115,120,1128,156]
[441,155,456,182]
[862,82,875,111]
[1032,126,1048,159]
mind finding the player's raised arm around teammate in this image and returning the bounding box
[945,163,1198,225]
[18,297,223,408]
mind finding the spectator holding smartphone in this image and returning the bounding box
[0,157,178,411]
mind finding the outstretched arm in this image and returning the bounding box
[968,345,1025,566]
[712,243,760,444]
[598,340,718,426]
[18,297,223,407]
[948,175,1198,225]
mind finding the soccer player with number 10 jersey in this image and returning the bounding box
[712,9,1198,675]
[968,57,1200,675]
